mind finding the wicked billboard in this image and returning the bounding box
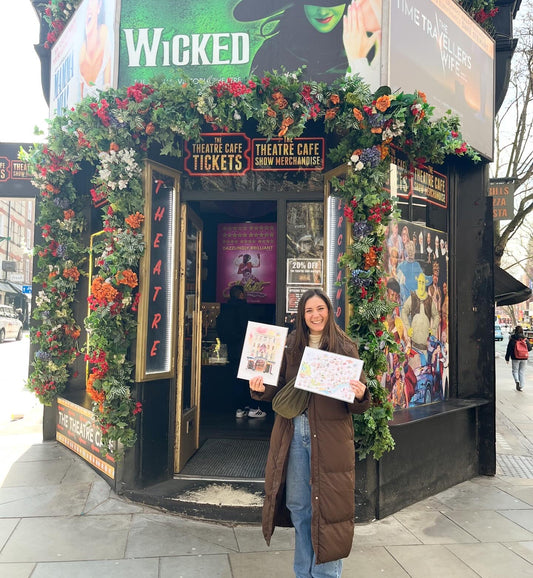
[118,0,383,88]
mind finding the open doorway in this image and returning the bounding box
[189,200,277,445]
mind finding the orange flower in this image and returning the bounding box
[145,122,156,135]
[109,142,120,152]
[329,94,340,105]
[48,271,58,279]
[266,107,277,118]
[45,183,59,194]
[63,325,81,339]
[63,266,80,282]
[276,98,288,110]
[87,377,105,411]
[272,91,283,101]
[115,269,138,288]
[278,126,288,137]
[380,145,390,159]
[125,212,145,229]
[371,127,382,134]
[91,276,119,303]
[417,91,427,103]
[325,108,338,120]
[375,95,391,112]
[281,116,294,127]
[353,108,363,121]
[63,209,75,220]
[364,246,379,270]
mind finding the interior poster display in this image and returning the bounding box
[216,223,276,304]
[294,347,364,403]
[382,220,449,410]
[389,0,494,159]
[50,0,118,116]
[118,0,382,88]
[237,321,288,385]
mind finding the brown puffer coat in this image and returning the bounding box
[251,333,371,564]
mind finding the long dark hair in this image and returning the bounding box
[289,288,356,360]
[514,325,525,339]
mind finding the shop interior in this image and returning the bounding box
[189,200,278,444]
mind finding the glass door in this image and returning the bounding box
[174,204,203,472]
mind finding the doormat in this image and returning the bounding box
[179,438,270,479]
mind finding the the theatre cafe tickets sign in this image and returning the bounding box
[184,134,325,176]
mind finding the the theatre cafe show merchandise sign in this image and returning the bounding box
[184,134,324,176]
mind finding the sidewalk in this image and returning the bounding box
[1,356,533,577]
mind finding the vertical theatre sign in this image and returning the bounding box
[136,162,180,380]
[325,171,349,330]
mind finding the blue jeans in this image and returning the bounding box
[286,413,343,578]
[512,359,527,389]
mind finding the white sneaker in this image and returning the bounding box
[247,408,266,418]
[236,408,247,418]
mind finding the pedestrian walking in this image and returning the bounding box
[505,325,532,391]
[249,288,370,577]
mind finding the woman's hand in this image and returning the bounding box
[343,0,381,62]
[349,379,367,401]
[249,376,265,393]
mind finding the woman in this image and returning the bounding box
[249,288,370,577]
[234,0,381,84]
[505,325,532,391]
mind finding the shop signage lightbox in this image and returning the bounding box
[0,143,36,199]
[386,148,448,208]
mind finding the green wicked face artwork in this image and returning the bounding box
[303,4,346,33]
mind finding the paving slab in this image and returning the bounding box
[347,545,410,576]
[444,509,533,542]
[125,513,238,558]
[161,554,233,578]
[0,483,91,518]
[447,542,533,577]
[393,509,478,544]
[353,515,421,546]
[0,562,34,578]
[387,544,480,577]
[0,515,131,563]
[431,479,532,510]
[30,558,159,578]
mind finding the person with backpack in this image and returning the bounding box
[505,325,532,391]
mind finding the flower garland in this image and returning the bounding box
[24,70,479,459]
[40,0,82,49]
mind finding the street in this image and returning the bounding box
[0,334,39,427]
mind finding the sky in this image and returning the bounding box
[0,2,50,144]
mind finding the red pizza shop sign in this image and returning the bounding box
[184,133,325,176]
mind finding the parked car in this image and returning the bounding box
[0,304,23,343]
[494,324,503,341]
